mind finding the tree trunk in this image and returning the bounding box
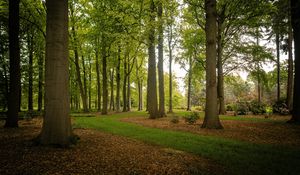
[6,0,20,128]
[147,0,158,119]
[289,0,300,123]
[116,46,121,112]
[276,33,281,102]
[157,1,165,117]
[95,49,101,111]
[202,0,223,129]
[81,55,88,112]
[39,0,73,146]
[28,33,34,112]
[88,56,92,110]
[109,69,115,111]
[168,33,173,113]
[101,43,108,115]
[187,57,192,111]
[287,9,293,111]
[70,4,88,112]
[122,54,127,112]
[217,20,225,115]
[127,63,131,112]
[38,51,43,111]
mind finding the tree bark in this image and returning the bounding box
[187,57,192,111]
[202,0,223,129]
[287,6,293,111]
[276,33,281,102]
[39,0,73,146]
[101,43,108,115]
[147,0,158,119]
[81,55,88,111]
[122,54,127,112]
[95,49,101,111]
[116,46,121,112]
[127,61,131,111]
[289,0,300,123]
[157,1,165,117]
[27,32,34,112]
[109,69,115,111]
[88,56,92,110]
[38,51,43,112]
[168,29,173,113]
[6,0,20,128]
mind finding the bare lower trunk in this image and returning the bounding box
[101,43,108,115]
[168,40,173,113]
[116,46,121,112]
[109,69,115,111]
[95,49,101,111]
[28,33,33,112]
[287,13,293,111]
[217,21,225,115]
[122,55,127,112]
[6,0,20,128]
[39,0,73,146]
[276,33,280,102]
[187,57,192,111]
[202,0,223,129]
[127,66,131,111]
[38,52,43,111]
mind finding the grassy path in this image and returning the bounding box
[73,111,300,175]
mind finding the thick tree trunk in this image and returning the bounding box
[276,33,281,102]
[6,0,20,128]
[202,0,223,129]
[157,1,165,117]
[38,52,43,111]
[28,33,34,112]
[287,11,293,111]
[289,0,300,123]
[187,57,192,111]
[95,49,101,111]
[147,0,158,119]
[101,43,108,115]
[39,0,73,146]
[116,46,121,112]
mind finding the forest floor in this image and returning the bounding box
[121,114,300,148]
[0,118,225,175]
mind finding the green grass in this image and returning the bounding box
[73,111,300,175]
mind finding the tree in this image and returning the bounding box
[289,0,300,123]
[39,0,73,145]
[5,0,20,128]
[201,0,223,129]
[157,0,166,117]
[147,0,158,119]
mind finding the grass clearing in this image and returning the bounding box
[73,111,300,175]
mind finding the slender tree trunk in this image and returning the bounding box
[116,46,121,112]
[6,0,20,128]
[157,1,165,117]
[202,0,223,129]
[88,56,92,110]
[187,57,192,111]
[110,69,115,111]
[81,55,88,111]
[39,0,73,146]
[276,33,281,102]
[136,59,143,111]
[101,43,108,115]
[38,51,43,111]
[168,36,173,113]
[28,33,34,112]
[122,54,127,112]
[287,9,294,111]
[217,20,225,115]
[147,0,158,119]
[127,63,131,112]
[289,0,300,123]
[95,49,101,111]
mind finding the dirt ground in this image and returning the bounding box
[121,115,300,148]
[0,118,226,175]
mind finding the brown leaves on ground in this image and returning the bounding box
[0,118,226,175]
[121,115,300,147]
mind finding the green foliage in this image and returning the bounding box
[235,101,249,115]
[183,112,200,124]
[272,99,289,115]
[249,100,266,115]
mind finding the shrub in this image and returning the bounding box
[272,99,290,115]
[170,115,179,124]
[184,112,200,124]
[249,101,266,115]
[226,104,235,111]
[235,101,249,115]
